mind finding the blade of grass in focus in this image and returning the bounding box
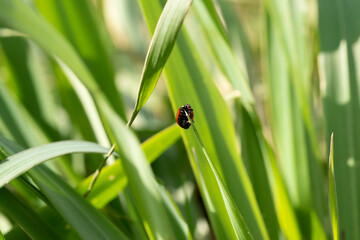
[127,0,193,126]
[328,133,339,240]
[139,0,269,239]
[189,117,253,239]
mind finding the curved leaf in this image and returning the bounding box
[0,137,128,240]
[127,0,193,126]
[0,141,110,188]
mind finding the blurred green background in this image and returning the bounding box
[0,0,359,239]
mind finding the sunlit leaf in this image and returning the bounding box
[0,141,111,188]
[138,0,269,238]
[127,0,193,126]
[328,133,339,240]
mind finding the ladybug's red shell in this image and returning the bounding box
[176,104,194,129]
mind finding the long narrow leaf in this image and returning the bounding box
[0,38,60,134]
[0,0,99,98]
[0,141,111,188]
[0,188,62,240]
[158,183,192,240]
[190,121,253,239]
[0,0,112,151]
[0,137,128,240]
[328,133,339,240]
[318,0,360,237]
[139,1,269,238]
[35,0,126,119]
[0,80,48,147]
[99,98,175,239]
[192,0,254,106]
[127,0,193,126]
[192,1,284,238]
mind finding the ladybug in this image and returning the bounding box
[176,104,194,129]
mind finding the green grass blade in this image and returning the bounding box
[157,183,192,240]
[192,0,254,106]
[189,120,253,240]
[265,3,328,238]
[0,38,60,136]
[0,0,114,169]
[4,227,31,240]
[318,0,360,237]
[0,79,82,183]
[0,188,62,240]
[100,99,176,239]
[239,106,302,239]
[192,1,283,237]
[141,123,180,161]
[0,137,128,240]
[238,105,281,238]
[266,4,308,207]
[0,81,48,147]
[214,0,255,83]
[52,65,97,141]
[266,142,302,239]
[77,124,181,208]
[35,0,125,119]
[139,1,269,239]
[0,0,99,97]
[0,141,111,188]
[31,166,128,240]
[328,133,339,240]
[127,0,193,126]
[265,11,327,238]
[58,62,112,152]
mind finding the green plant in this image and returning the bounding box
[0,0,357,239]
